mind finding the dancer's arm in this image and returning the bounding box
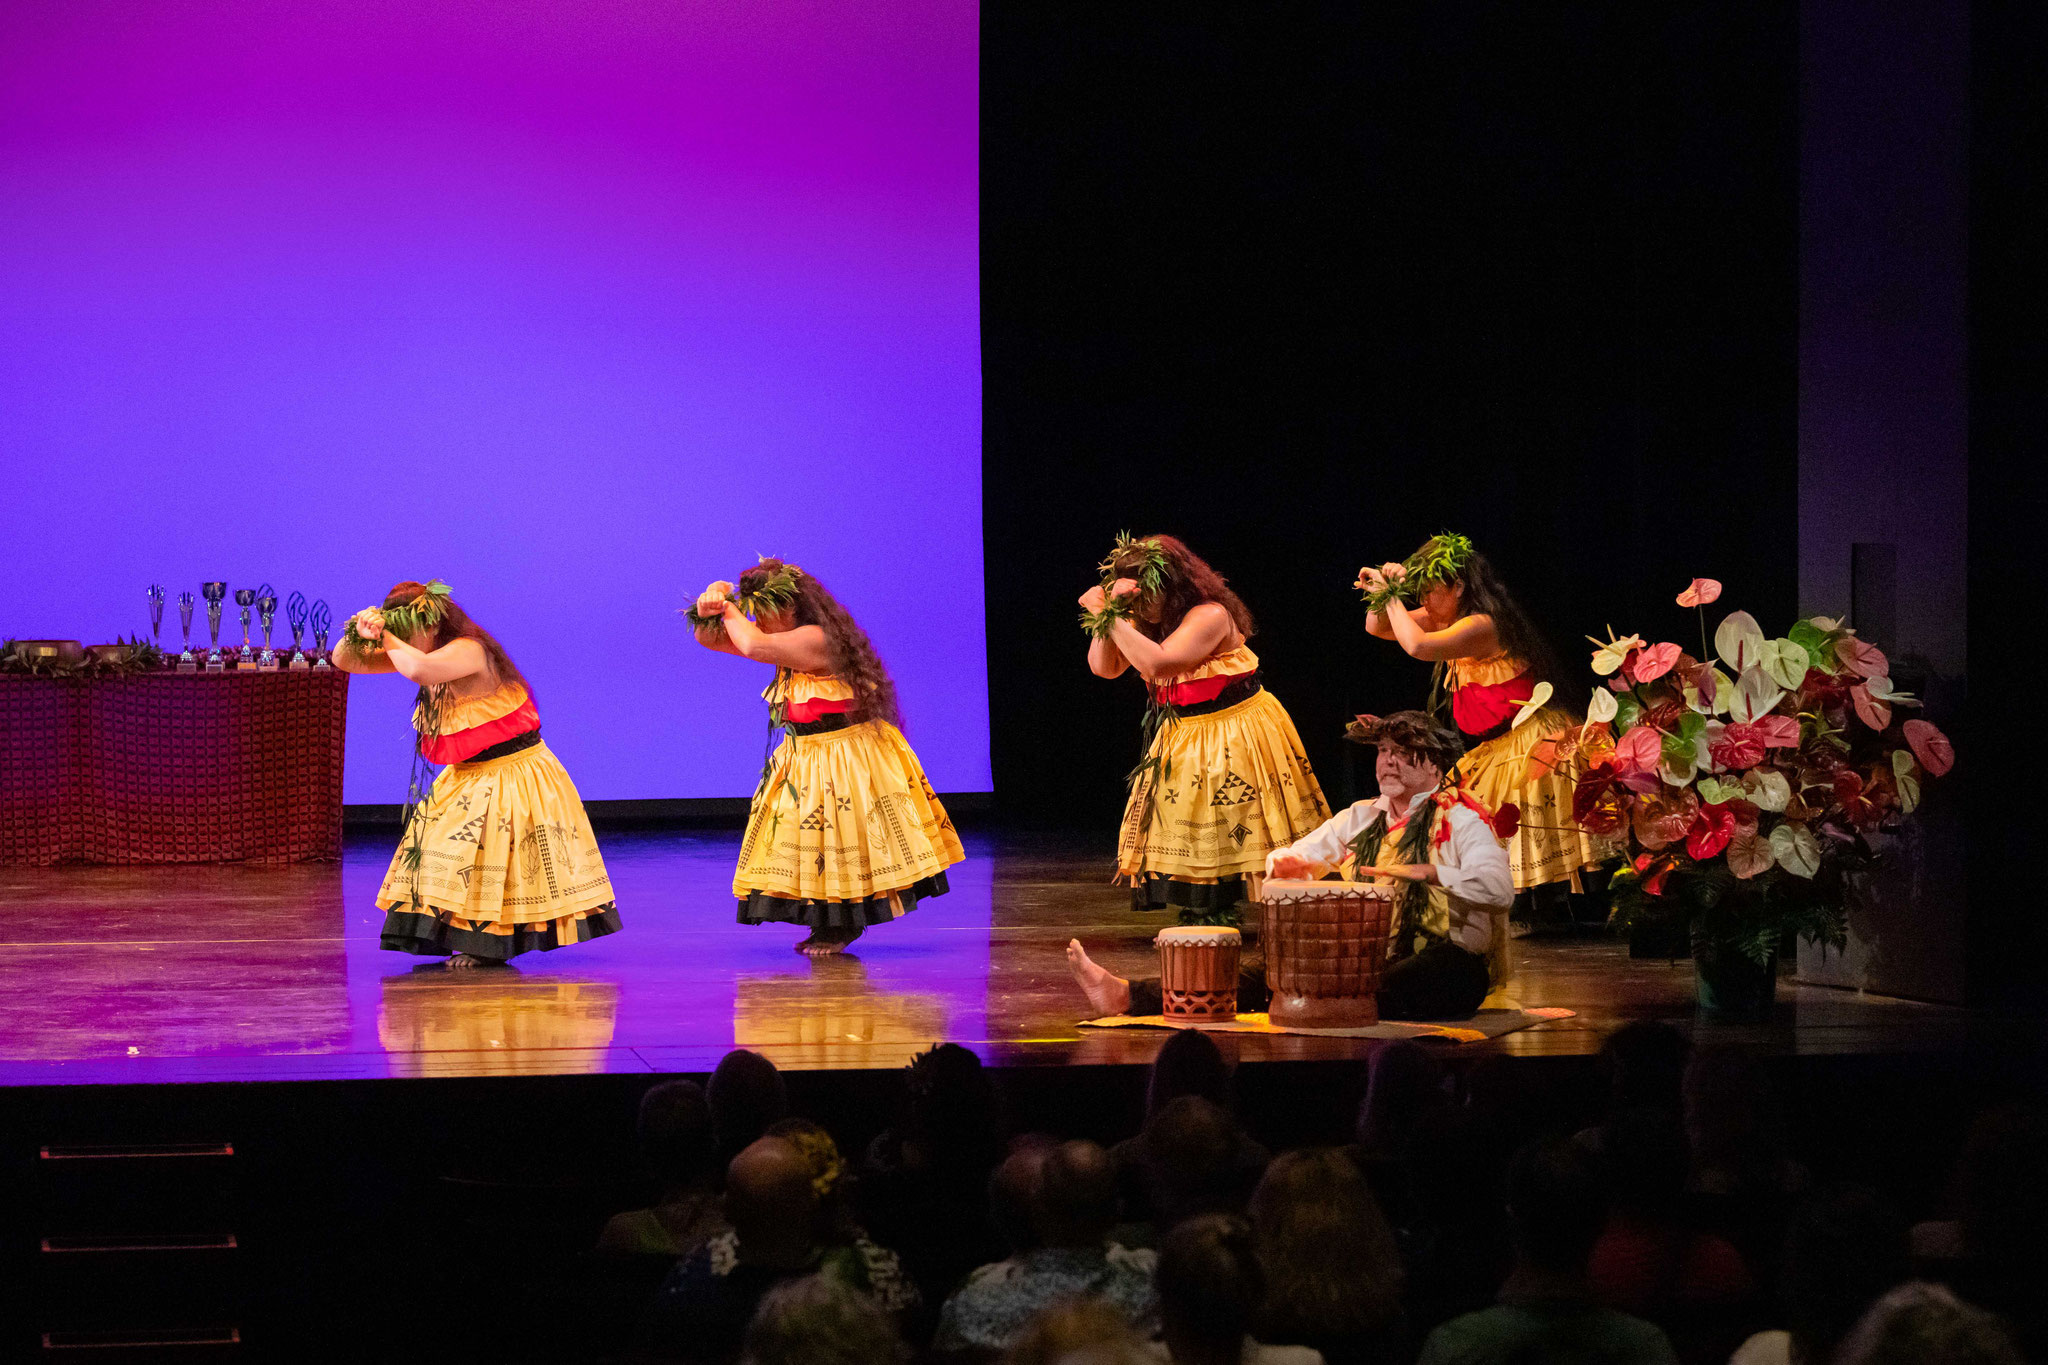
[382,633,487,687]
[716,603,835,672]
[329,642,396,673]
[1080,585,1130,678]
[1103,597,1234,683]
[1357,563,1444,641]
[1383,602,1498,662]
[691,583,745,657]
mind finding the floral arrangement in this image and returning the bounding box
[0,636,162,677]
[1530,577,1955,965]
[683,559,804,633]
[1359,531,1475,614]
[342,581,452,654]
[1080,532,1172,639]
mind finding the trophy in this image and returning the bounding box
[286,592,310,670]
[256,583,279,670]
[311,600,333,670]
[177,591,198,672]
[234,588,257,665]
[201,582,228,671]
[147,585,165,660]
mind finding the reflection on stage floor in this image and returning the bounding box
[0,828,1987,1086]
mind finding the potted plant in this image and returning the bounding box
[1525,578,1955,1021]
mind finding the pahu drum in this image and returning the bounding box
[1259,880,1395,1027]
[1154,924,1242,1020]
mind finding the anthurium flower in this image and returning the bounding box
[1633,789,1699,851]
[1632,642,1682,684]
[1726,830,1775,878]
[1902,719,1954,776]
[1759,639,1810,690]
[1572,766,1628,835]
[1510,680,1555,729]
[1632,853,1674,896]
[1491,802,1522,841]
[1677,578,1723,608]
[1586,687,1619,724]
[1891,750,1922,814]
[1724,797,1761,836]
[1589,627,1647,677]
[1714,611,1765,672]
[1728,665,1788,724]
[1835,636,1890,679]
[1709,724,1766,771]
[1614,725,1662,775]
[1685,802,1738,861]
[1849,683,1891,731]
[1770,822,1822,877]
[1742,767,1791,812]
[1750,714,1801,748]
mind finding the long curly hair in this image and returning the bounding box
[1411,544,1578,708]
[737,559,901,730]
[381,581,527,693]
[1110,534,1255,642]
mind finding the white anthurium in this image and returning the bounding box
[1892,749,1922,814]
[1697,719,1725,772]
[1861,676,1921,706]
[1728,665,1787,724]
[1770,823,1822,878]
[1714,610,1766,672]
[1585,687,1619,724]
[1510,681,1555,729]
[1760,638,1810,691]
[1587,627,1645,677]
[1660,745,1700,787]
[1696,775,1743,804]
[1743,768,1792,812]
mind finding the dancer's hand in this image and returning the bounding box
[1356,566,1386,593]
[695,583,733,619]
[1268,852,1317,880]
[1079,584,1108,613]
[1109,577,1140,602]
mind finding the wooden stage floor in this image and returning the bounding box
[0,829,1989,1087]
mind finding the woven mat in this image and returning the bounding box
[1078,1005,1577,1044]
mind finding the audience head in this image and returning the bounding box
[1601,1106,1691,1220]
[1157,1214,1263,1365]
[1954,1103,2048,1267]
[1782,1183,1910,1365]
[990,1138,1055,1255]
[764,1116,855,1243]
[901,1042,1003,1172]
[725,1137,819,1268]
[1598,1020,1690,1116]
[1248,1147,1403,1337]
[1834,1282,2025,1365]
[1506,1136,1608,1276]
[1001,1296,1152,1365]
[710,1050,790,1166]
[1683,1045,1785,1174]
[637,1079,716,1188]
[1355,1039,1449,1154]
[1146,1028,1233,1118]
[1138,1095,1255,1228]
[1032,1140,1119,1249]
[741,1272,903,1365]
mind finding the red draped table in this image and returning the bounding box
[0,671,349,865]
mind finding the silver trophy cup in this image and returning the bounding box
[177,591,198,672]
[256,584,279,669]
[286,592,310,669]
[147,585,165,661]
[311,601,333,670]
[202,582,227,670]
[233,588,257,665]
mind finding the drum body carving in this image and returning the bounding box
[1259,880,1395,1027]
[1154,925,1242,1020]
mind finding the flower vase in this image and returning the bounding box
[1691,930,1777,1023]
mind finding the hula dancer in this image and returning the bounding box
[1077,534,1330,919]
[689,559,962,956]
[1358,534,1612,914]
[334,580,620,967]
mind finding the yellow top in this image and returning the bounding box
[418,681,529,736]
[1156,643,1258,686]
[762,670,856,707]
[1447,651,1526,689]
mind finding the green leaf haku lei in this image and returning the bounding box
[1360,531,1475,614]
[342,580,453,656]
[1080,532,1173,639]
[683,557,805,634]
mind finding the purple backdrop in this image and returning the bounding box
[0,0,987,802]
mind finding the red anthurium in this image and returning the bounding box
[1685,802,1737,861]
[1633,642,1683,683]
[1833,769,1876,824]
[1724,798,1761,836]
[1902,719,1955,776]
[1708,724,1766,771]
[1689,662,1719,709]
[1750,714,1801,748]
[1633,790,1699,852]
[1677,578,1723,608]
[1632,853,1674,896]
[1492,802,1522,841]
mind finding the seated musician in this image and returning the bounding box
[1067,710,1515,1021]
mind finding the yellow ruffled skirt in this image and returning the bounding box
[1455,706,1614,891]
[1117,689,1331,912]
[378,740,620,961]
[734,720,964,928]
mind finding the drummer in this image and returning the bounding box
[1067,710,1515,1021]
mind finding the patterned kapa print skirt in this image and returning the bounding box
[378,739,620,961]
[733,719,964,930]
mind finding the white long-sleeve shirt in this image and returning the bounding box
[1264,791,1516,955]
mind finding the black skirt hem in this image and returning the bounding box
[378,904,623,961]
[1129,873,1247,913]
[736,872,951,929]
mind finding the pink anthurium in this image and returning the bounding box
[1614,725,1662,775]
[1632,642,1682,684]
[1726,830,1774,879]
[1835,636,1890,679]
[1677,578,1723,608]
[1849,683,1891,731]
[1902,719,1954,776]
[1749,714,1801,748]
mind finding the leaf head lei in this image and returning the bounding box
[343,580,452,654]
[683,558,806,633]
[1080,532,1175,639]
[1361,531,1475,613]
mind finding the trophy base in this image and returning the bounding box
[287,656,311,671]
[258,661,280,672]
[177,659,199,674]
[205,661,225,673]
[312,659,332,671]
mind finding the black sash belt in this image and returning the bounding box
[1160,672,1263,719]
[465,729,543,764]
[787,712,856,737]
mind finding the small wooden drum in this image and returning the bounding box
[1155,925,1242,1020]
[1259,880,1396,1027]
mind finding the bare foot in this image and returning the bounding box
[796,925,864,957]
[446,952,498,971]
[1067,939,1133,1016]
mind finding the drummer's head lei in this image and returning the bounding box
[1344,709,1465,774]
[344,579,452,654]
[1081,532,1175,639]
[1361,531,1476,613]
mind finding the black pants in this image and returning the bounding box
[1127,942,1490,1022]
